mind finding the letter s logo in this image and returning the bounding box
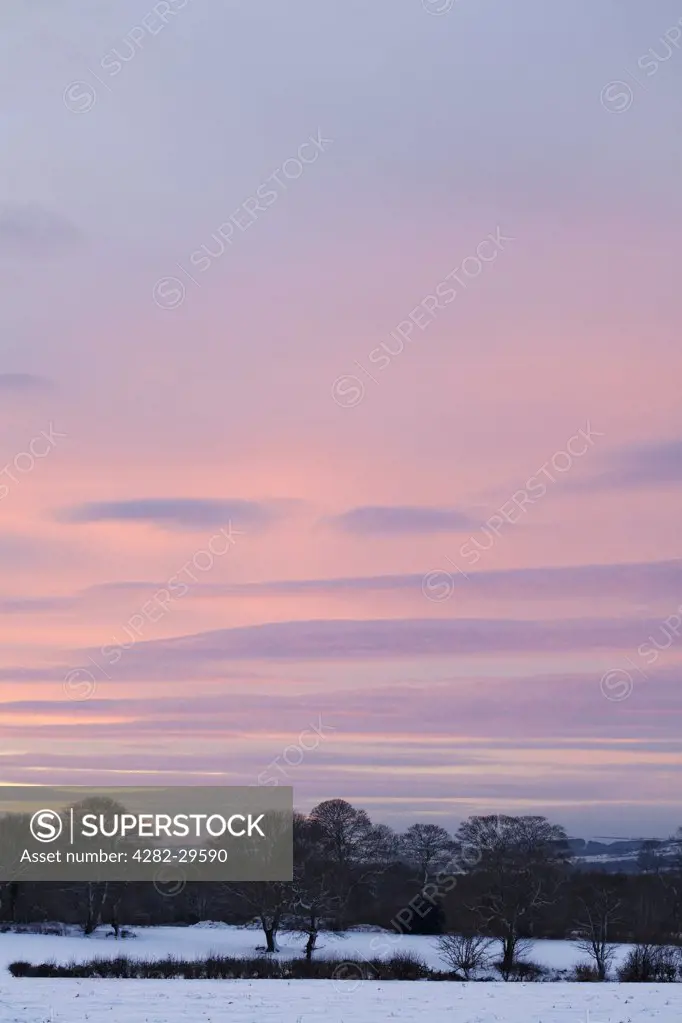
[30,809,63,843]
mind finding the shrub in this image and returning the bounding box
[383,953,429,980]
[2,923,67,936]
[617,944,680,982]
[8,962,32,978]
[8,955,416,981]
[573,961,600,981]
[437,934,494,980]
[494,958,547,982]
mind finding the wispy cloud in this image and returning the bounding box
[0,596,72,614]
[68,614,677,669]
[576,439,682,491]
[326,505,477,535]
[57,497,278,531]
[0,204,81,255]
[87,558,682,601]
[5,667,682,744]
[7,558,676,614]
[0,373,51,392]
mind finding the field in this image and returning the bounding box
[0,926,679,1021]
[1,978,681,1023]
[0,922,633,975]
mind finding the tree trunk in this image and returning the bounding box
[500,935,516,979]
[595,946,607,981]
[8,883,18,923]
[260,914,279,953]
[305,919,318,961]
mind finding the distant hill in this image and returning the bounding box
[568,836,680,874]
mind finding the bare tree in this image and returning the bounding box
[234,880,291,953]
[309,799,394,923]
[62,796,131,935]
[220,811,294,954]
[309,799,374,872]
[400,823,455,885]
[456,814,568,979]
[574,881,622,980]
[437,933,494,979]
[290,813,338,959]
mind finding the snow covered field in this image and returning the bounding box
[0,927,676,1022]
[0,923,631,975]
[0,979,681,1023]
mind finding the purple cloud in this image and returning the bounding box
[326,505,478,535]
[79,558,682,602]
[0,373,51,392]
[577,439,682,490]
[80,614,675,666]
[0,596,71,614]
[57,497,277,531]
[0,204,81,254]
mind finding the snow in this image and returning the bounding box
[0,979,681,1023]
[0,924,632,975]
[0,928,677,1022]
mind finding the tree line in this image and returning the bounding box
[3,799,682,979]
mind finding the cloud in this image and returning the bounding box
[1,671,681,785]
[0,534,70,570]
[0,373,51,392]
[1,674,678,746]
[7,558,678,626]
[71,613,676,670]
[576,439,682,491]
[326,505,477,535]
[0,204,81,254]
[0,596,71,614]
[57,497,277,531]
[80,558,682,603]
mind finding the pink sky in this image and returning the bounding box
[1,0,682,837]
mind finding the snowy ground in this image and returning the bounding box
[0,924,633,975]
[0,979,681,1023]
[0,926,672,1023]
